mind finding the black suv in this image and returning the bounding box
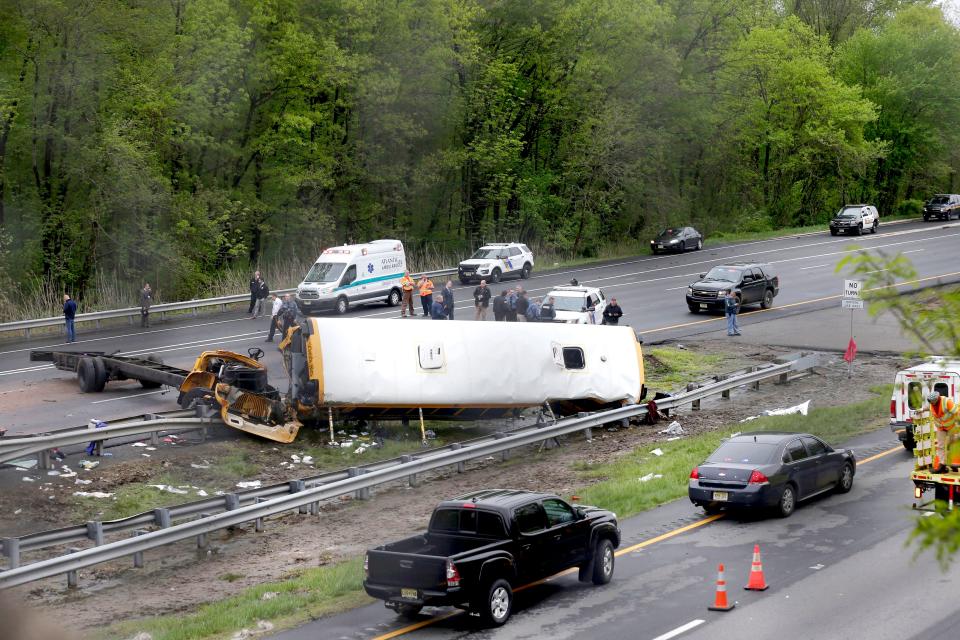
[923,194,960,221]
[686,262,779,313]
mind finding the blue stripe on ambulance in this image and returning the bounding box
[334,272,403,292]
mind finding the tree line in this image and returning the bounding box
[0,0,957,304]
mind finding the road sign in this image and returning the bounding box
[842,299,864,310]
[843,279,862,299]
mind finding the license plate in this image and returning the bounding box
[713,491,728,501]
[401,588,418,599]
[700,303,707,309]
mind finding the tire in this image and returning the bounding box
[696,238,703,250]
[140,354,164,389]
[836,463,854,494]
[651,247,659,255]
[734,295,742,314]
[178,386,214,410]
[854,223,863,236]
[386,288,401,307]
[459,277,470,285]
[491,268,502,284]
[688,305,699,314]
[591,539,615,585]
[396,604,422,620]
[521,263,532,279]
[335,296,349,315]
[924,215,930,222]
[776,484,796,518]
[872,220,878,234]
[830,229,838,236]
[703,503,723,515]
[476,578,512,627]
[903,438,916,451]
[760,289,774,310]
[77,357,107,393]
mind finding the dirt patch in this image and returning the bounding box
[4,341,909,634]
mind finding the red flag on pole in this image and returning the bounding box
[843,338,857,363]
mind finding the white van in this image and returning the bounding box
[890,357,960,450]
[296,240,406,315]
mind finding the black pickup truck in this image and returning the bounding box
[363,489,620,627]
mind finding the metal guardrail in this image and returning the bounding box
[0,268,458,338]
[0,355,817,588]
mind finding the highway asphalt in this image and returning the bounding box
[1,218,958,435]
[269,428,958,640]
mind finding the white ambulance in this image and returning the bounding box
[890,357,960,451]
[296,240,406,315]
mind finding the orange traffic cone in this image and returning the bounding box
[708,563,735,611]
[744,544,769,591]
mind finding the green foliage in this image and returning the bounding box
[0,0,957,311]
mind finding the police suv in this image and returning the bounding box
[458,243,534,284]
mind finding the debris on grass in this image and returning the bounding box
[650,448,664,457]
[658,421,685,436]
[73,491,114,499]
[236,480,262,489]
[741,400,811,422]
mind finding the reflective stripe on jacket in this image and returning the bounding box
[419,279,434,297]
[932,398,959,432]
[401,275,415,291]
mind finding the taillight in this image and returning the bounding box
[364,553,369,578]
[748,470,769,484]
[446,560,461,588]
[689,467,699,480]
[891,399,896,418]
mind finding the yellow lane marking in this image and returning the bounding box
[367,442,907,638]
[642,270,960,335]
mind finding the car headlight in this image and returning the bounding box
[650,240,655,244]
[687,287,693,295]
[670,239,679,244]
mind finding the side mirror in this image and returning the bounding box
[699,273,706,279]
[574,506,587,519]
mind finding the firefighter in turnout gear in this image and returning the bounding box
[929,391,959,473]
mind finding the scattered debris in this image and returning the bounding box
[291,454,301,463]
[128,632,153,640]
[22,476,35,482]
[236,480,262,489]
[301,455,314,464]
[145,446,157,451]
[658,421,685,436]
[639,473,664,482]
[74,479,92,486]
[650,448,664,457]
[78,460,100,471]
[196,490,208,497]
[131,442,148,448]
[260,591,279,601]
[142,453,151,458]
[47,470,60,476]
[148,484,189,495]
[741,400,811,422]
[9,458,37,470]
[14,509,22,515]
[73,491,114,499]
[230,621,274,639]
[190,463,210,469]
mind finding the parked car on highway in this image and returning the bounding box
[689,432,856,517]
[544,285,608,324]
[685,262,779,313]
[364,489,620,627]
[829,204,879,235]
[458,243,534,284]
[650,227,703,254]
[922,194,960,221]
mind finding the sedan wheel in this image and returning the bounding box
[836,463,854,493]
[777,484,796,518]
[696,238,703,250]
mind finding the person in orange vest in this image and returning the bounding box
[929,391,959,472]
[400,271,416,317]
[417,275,434,318]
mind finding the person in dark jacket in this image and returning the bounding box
[473,280,492,321]
[515,288,529,322]
[430,294,447,319]
[492,290,508,321]
[248,271,262,315]
[139,283,153,328]
[63,294,77,343]
[602,298,623,325]
[505,288,519,322]
[525,297,541,322]
[540,296,557,322]
[442,280,455,320]
[251,277,269,320]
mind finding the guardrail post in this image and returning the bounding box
[132,530,147,568]
[196,513,210,548]
[160,311,166,323]
[692,398,701,411]
[154,507,171,529]
[96,319,102,330]
[224,493,240,511]
[2,538,20,570]
[221,303,227,313]
[25,327,31,339]
[751,367,761,391]
[37,449,53,471]
[778,371,789,384]
[255,497,266,532]
[67,548,81,588]
[94,440,104,457]
[129,316,134,326]
[86,521,104,546]
[451,443,465,473]
[720,375,730,399]
[400,455,418,487]
[495,432,510,460]
[150,430,159,446]
[192,307,198,318]
[289,479,307,514]
[585,427,592,442]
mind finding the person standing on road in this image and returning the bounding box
[515,287,529,322]
[251,277,269,320]
[724,289,741,336]
[63,294,77,343]
[418,276,434,318]
[602,297,623,325]
[540,296,556,322]
[928,391,959,472]
[525,297,541,322]
[400,271,416,317]
[265,294,283,342]
[493,290,508,321]
[139,283,153,328]
[430,293,447,319]
[442,280,455,320]
[248,271,262,316]
[473,280,491,321]
[505,288,518,322]
[278,294,299,342]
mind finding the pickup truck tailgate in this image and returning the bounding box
[367,549,448,590]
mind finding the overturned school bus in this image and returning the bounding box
[221,317,646,442]
[33,318,646,444]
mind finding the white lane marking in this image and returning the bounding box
[0,364,55,377]
[650,619,706,640]
[902,249,925,254]
[801,263,831,270]
[91,389,168,404]
[863,269,889,274]
[664,285,689,291]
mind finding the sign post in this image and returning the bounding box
[841,280,862,378]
